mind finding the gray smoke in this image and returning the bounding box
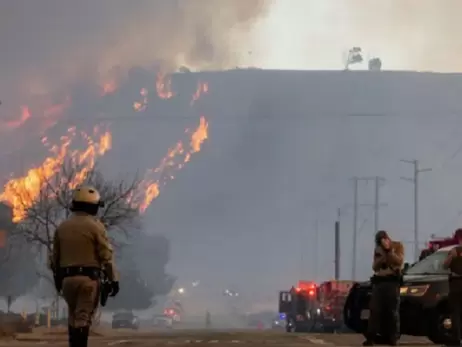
[0,0,270,97]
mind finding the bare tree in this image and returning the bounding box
[15,158,142,247]
[7,158,144,293]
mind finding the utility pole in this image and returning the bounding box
[352,176,386,280]
[314,216,319,281]
[352,178,358,281]
[401,160,432,261]
[334,208,340,280]
[374,176,386,233]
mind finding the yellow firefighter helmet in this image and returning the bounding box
[72,185,101,204]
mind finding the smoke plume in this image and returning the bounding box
[0,0,270,95]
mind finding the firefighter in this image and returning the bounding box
[50,186,119,347]
[443,228,462,346]
[363,230,404,346]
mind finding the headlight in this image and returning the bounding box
[316,308,321,315]
[400,285,429,296]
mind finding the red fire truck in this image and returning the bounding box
[278,281,318,332]
[317,280,354,332]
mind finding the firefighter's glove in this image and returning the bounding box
[110,281,119,297]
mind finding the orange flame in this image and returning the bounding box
[139,116,209,212]
[4,106,32,129]
[2,71,210,220]
[190,81,209,106]
[0,127,112,222]
[133,88,149,112]
[42,97,72,130]
[101,81,117,96]
[156,73,174,99]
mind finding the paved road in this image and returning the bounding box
[1,330,435,347]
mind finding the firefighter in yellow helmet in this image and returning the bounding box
[49,186,119,347]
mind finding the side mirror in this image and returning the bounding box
[403,263,410,272]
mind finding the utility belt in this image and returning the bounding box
[59,266,101,281]
[371,273,402,285]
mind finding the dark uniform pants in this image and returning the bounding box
[62,276,100,328]
[367,280,400,340]
[449,278,462,343]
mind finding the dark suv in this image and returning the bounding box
[344,245,454,345]
[111,311,139,330]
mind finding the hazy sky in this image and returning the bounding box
[252,0,462,72]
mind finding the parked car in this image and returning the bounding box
[111,311,139,330]
[153,314,174,328]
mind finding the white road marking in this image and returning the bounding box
[107,340,130,346]
[167,340,243,344]
[300,336,330,344]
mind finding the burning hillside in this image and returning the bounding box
[0,72,210,222]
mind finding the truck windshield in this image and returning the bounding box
[405,250,450,275]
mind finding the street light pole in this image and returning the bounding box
[400,159,432,261]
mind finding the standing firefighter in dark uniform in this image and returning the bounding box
[363,230,404,346]
[49,186,120,347]
[443,228,462,346]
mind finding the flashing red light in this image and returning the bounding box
[308,289,315,296]
[295,287,301,292]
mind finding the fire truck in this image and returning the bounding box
[317,280,355,332]
[418,234,458,261]
[278,281,319,332]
